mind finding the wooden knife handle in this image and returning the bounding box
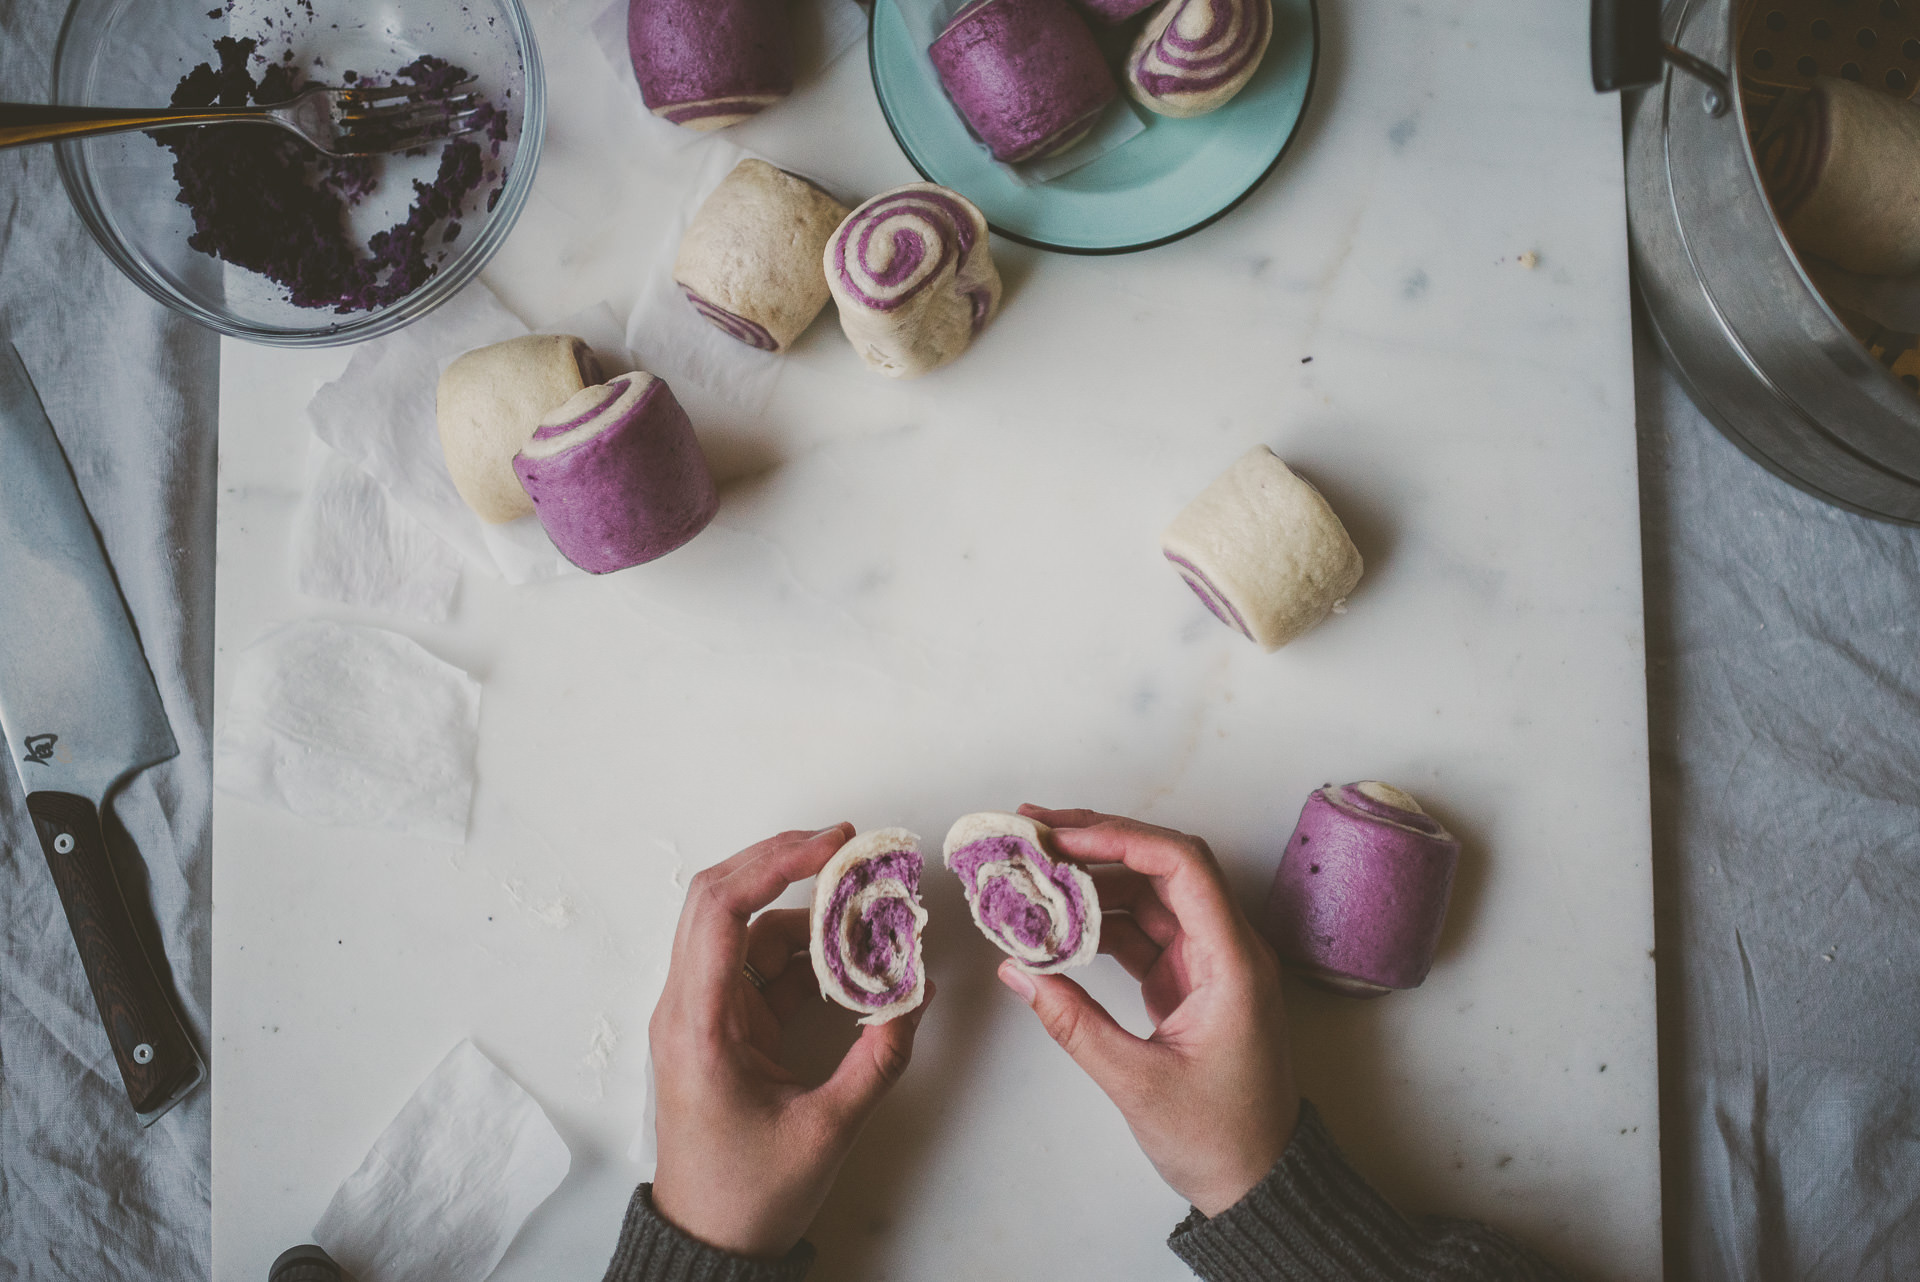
[27,791,197,1114]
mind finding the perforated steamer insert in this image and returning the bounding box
[1738,0,1920,113]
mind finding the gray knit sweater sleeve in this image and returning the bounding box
[605,1102,1566,1282]
[1168,1100,1571,1281]
[601,1185,815,1282]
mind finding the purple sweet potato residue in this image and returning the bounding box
[159,37,504,315]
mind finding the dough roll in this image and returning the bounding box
[1126,0,1272,119]
[1161,445,1362,651]
[511,371,717,574]
[825,183,1003,379]
[436,335,600,524]
[929,0,1119,164]
[944,812,1099,975]
[1261,782,1460,996]
[626,0,793,131]
[1761,76,1920,278]
[809,828,930,1025]
[674,159,851,353]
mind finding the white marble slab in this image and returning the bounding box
[212,0,1660,1278]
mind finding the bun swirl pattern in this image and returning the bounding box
[809,829,930,1025]
[944,813,1099,975]
[1126,0,1273,119]
[825,184,1002,379]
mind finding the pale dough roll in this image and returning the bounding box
[809,828,930,1025]
[943,812,1099,975]
[1161,445,1363,651]
[436,335,599,524]
[674,160,851,353]
[825,184,1003,379]
[1762,77,1920,278]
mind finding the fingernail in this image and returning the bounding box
[998,961,1036,1004]
[811,824,846,838]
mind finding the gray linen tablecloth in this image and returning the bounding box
[1,0,1916,1274]
[0,4,217,1280]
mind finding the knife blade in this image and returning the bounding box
[0,341,203,1124]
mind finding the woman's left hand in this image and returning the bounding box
[649,824,932,1259]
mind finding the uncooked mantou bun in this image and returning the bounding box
[825,183,1002,379]
[944,812,1099,975]
[673,159,851,353]
[1761,77,1920,278]
[1261,782,1460,996]
[511,371,717,574]
[1161,445,1363,651]
[436,335,600,524]
[929,0,1118,164]
[1126,0,1272,119]
[626,0,792,131]
[809,828,930,1025]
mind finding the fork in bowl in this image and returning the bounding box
[0,79,487,157]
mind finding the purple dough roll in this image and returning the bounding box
[1075,0,1161,21]
[1261,782,1459,996]
[627,0,793,131]
[512,372,718,574]
[929,0,1119,164]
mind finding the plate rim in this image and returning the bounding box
[866,0,1322,256]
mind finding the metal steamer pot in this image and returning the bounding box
[1596,0,1920,524]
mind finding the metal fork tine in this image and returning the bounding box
[329,83,419,103]
[339,93,483,131]
[332,103,491,155]
[333,75,477,104]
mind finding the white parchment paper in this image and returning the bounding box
[313,1040,571,1282]
[214,619,481,844]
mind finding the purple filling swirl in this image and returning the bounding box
[1132,0,1272,98]
[831,189,980,313]
[820,848,925,1008]
[948,835,1088,966]
[1165,551,1254,641]
[682,287,778,351]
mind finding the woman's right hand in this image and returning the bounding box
[999,806,1300,1217]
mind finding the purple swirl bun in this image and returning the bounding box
[810,828,929,1025]
[627,0,793,131]
[1126,0,1272,119]
[511,371,718,574]
[825,183,1002,379]
[929,0,1119,163]
[673,159,850,353]
[944,812,1099,974]
[1261,782,1460,996]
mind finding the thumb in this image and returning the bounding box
[817,993,928,1126]
[999,960,1147,1104]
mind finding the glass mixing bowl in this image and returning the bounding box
[50,0,544,346]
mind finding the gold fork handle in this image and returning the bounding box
[0,103,274,149]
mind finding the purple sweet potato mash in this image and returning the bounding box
[158,36,507,314]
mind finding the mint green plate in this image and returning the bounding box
[869,0,1317,254]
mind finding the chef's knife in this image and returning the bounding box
[0,342,204,1125]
